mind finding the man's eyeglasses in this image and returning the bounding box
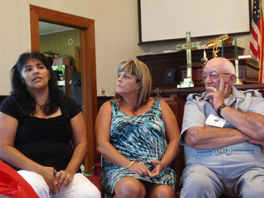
[203,71,230,80]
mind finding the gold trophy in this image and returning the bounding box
[206,34,229,58]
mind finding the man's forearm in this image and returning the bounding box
[221,107,264,140]
[184,126,249,150]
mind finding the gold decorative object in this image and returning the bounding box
[234,60,243,85]
[207,34,229,58]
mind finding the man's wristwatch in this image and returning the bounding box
[217,104,227,118]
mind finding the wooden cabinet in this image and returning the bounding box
[137,46,245,89]
[180,59,259,86]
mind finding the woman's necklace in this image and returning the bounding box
[36,99,49,112]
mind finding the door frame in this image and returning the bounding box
[30,5,98,173]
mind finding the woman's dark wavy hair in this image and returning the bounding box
[11,52,64,115]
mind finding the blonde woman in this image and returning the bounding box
[96,59,181,198]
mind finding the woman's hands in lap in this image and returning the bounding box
[37,166,75,195]
[55,170,74,189]
[149,160,165,177]
[128,160,166,177]
[128,162,151,176]
[38,166,60,195]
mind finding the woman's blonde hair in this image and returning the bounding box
[114,59,152,112]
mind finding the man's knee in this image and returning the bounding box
[242,186,264,198]
[183,166,213,188]
[181,165,223,198]
[237,170,264,198]
[184,172,212,191]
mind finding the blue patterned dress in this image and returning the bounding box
[100,98,177,198]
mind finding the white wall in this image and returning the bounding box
[88,0,144,96]
[0,0,89,95]
[0,0,251,96]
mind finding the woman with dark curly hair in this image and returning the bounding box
[0,52,100,198]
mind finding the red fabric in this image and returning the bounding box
[0,160,39,198]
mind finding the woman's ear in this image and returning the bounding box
[136,81,141,90]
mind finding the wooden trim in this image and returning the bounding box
[75,46,81,72]
[30,7,40,51]
[30,5,98,173]
[81,23,99,170]
[30,5,94,29]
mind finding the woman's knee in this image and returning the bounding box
[72,186,101,198]
[147,185,175,198]
[70,182,101,198]
[66,173,101,198]
[17,170,50,198]
[114,177,146,198]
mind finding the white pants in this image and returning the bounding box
[18,170,101,198]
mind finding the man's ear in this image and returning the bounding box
[229,74,236,86]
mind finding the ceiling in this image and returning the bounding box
[39,21,74,35]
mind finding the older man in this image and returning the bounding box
[180,57,264,198]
